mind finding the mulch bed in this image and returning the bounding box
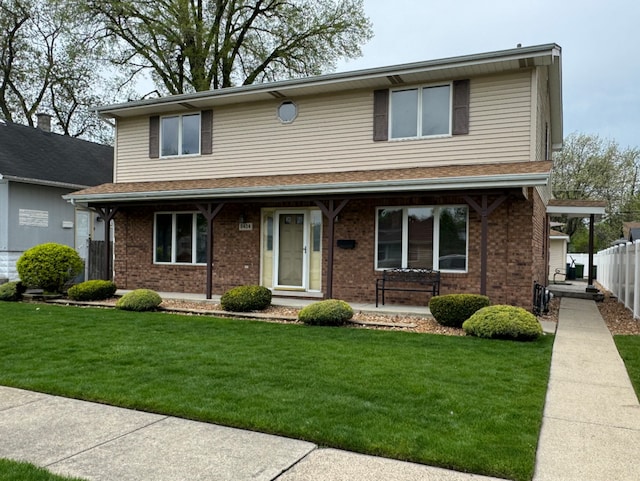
[48,288,639,336]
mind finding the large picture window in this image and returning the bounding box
[161,113,201,156]
[154,212,207,264]
[376,206,467,271]
[390,84,451,139]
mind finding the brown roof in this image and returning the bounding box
[547,199,607,208]
[67,161,552,203]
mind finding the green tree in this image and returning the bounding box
[0,0,124,141]
[552,133,640,246]
[87,0,373,94]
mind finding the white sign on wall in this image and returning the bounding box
[19,209,49,227]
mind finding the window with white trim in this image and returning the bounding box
[376,206,467,271]
[154,212,207,264]
[390,84,451,139]
[161,113,201,156]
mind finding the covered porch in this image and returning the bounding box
[546,199,607,300]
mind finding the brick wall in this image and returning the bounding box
[112,191,544,309]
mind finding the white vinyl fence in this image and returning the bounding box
[595,241,640,319]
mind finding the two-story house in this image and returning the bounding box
[66,44,563,308]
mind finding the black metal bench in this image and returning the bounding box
[375,268,440,307]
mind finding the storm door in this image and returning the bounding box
[275,211,307,289]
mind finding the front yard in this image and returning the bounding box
[0,302,553,481]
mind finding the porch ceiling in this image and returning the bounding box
[64,161,552,205]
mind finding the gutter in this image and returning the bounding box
[1,174,89,190]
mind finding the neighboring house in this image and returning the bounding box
[549,229,570,282]
[0,116,113,282]
[66,44,565,309]
[623,222,640,242]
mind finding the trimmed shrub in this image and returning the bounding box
[429,294,491,328]
[0,281,24,301]
[463,305,543,341]
[298,299,354,326]
[67,280,117,301]
[220,285,272,312]
[16,243,84,293]
[115,289,162,312]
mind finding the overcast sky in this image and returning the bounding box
[335,0,638,151]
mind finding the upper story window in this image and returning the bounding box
[373,79,469,142]
[149,110,212,159]
[390,84,451,139]
[161,113,201,157]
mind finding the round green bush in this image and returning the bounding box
[115,289,162,312]
[0,281,24,301]
[462,305,543,341]
[220,285,272,312]
[298,299,354,326]
[429,294,491,327]
[16,243,84,293]
[68,280,117,301]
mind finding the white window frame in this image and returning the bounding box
[389,82,452,140]
[374,205,468,272]
[160,113,201,158]
[153,211,207,265]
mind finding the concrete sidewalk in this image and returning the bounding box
[533,297,640,481]
[0,297,638,480]
[0,387,501,481]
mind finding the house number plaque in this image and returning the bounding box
[239,222,253,231]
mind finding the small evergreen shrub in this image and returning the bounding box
[298,299,354,326]
[67,280,117,301]
[0,281,24,301]
[115,289,162,312]
[16,243,84,293]
[220,285,272,312]
[463,305,543,341]
[429,294,491,328]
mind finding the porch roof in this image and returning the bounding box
[546,199,607,217]
[64,161,552,205]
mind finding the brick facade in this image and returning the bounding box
[112,189,546,310]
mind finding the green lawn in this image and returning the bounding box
[615,336,640,397]
[0,459,85,481]
[0,302,553,481]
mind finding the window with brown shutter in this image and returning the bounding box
[374,80,470,141]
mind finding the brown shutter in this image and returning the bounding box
[149,115,160,158]
[200,109,213,154]
[452,79,470,135]
[373,89,389,141]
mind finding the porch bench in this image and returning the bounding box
[375,268,440,307]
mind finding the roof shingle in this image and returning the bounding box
[0,121,113,187]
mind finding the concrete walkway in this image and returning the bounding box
[533,297,640,481]
[0,297,638,480]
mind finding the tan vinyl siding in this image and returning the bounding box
[115,71,533,183]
